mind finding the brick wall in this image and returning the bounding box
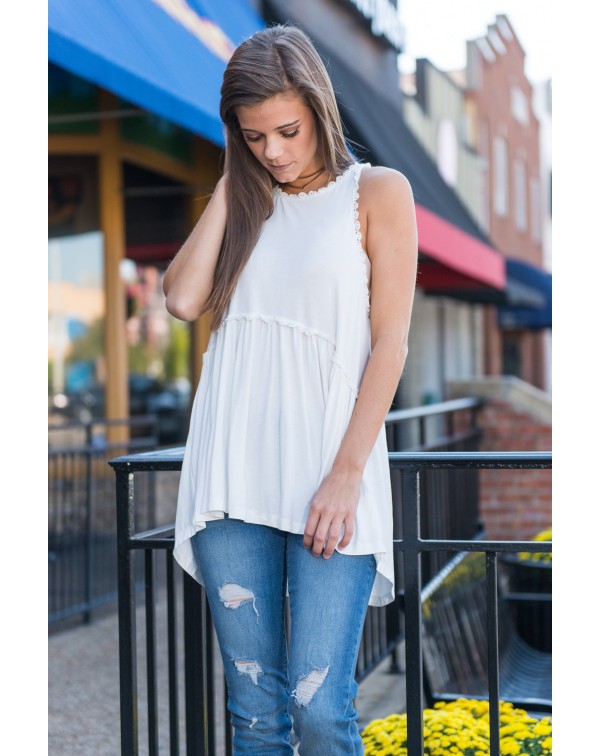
[476,399,551,540]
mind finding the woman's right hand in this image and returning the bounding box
[163,173,228,321]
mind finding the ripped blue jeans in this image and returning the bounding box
[191,517,377,755]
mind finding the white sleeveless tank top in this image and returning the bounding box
[174,161,395,607]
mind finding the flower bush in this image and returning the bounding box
[519,527,552,564]
[361,698,552,755]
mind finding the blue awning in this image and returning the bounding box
[48,0,266,146]
[497,258,552,330]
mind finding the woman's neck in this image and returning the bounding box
[279,167,333,195]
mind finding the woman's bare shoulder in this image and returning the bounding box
[359,164,413,201]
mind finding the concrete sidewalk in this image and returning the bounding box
[49,603,406,755]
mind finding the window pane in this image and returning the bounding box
[124,261,191,445]
[493,136,508,217]
[48,156,104,424]
[514,159,527,232]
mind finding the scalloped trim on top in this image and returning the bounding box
[352,163,372,315]
[273,162,358,199]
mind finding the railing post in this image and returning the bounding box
[145,550,159,755]
[204,597,217,755]
[486,552,501,756]
[83,420,94,623]
[166,553,180,755]
[183,573,209,756]
[402,468,424,756]
[387,477,404,674]
[116,466,138,756]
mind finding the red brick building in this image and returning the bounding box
[465,15,549,391]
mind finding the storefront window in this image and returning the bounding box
[122,160,191,442]
[48,154,193,440]
[48,157,105,423]
[122,259,191,444]
[502,331,522,378]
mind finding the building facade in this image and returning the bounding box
[401,59,489,406]
[465,15,550,391]
[400,16,551,395]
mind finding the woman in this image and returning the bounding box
[164,23,417,756]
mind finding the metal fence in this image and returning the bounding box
[392,451,552,756]
[48,416,161,628]
[109,398,489,755]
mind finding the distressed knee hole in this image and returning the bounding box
[292,665,330,707]
[218,583,259,622]
[250,717,258,729]
[233,659,262,685]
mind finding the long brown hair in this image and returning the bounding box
[205,23,356,331]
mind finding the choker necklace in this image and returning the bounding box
[284,166,328,192]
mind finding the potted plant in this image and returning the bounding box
[500,528,552,652]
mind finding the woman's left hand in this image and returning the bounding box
[303,467,362,558]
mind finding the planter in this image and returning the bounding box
[500,553,552,652]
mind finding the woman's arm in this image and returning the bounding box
[163,175,228,321]
[303,167,418,558]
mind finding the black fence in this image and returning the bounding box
[391,451,552,756]
[108,399,502,755]
[48,416,161,628]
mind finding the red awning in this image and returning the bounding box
[415,204,506,295]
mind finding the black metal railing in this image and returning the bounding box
[392,451,552,756]
[109,398,498,755]
[48,416,160,628]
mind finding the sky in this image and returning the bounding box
[398,0,553,83]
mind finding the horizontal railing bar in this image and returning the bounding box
[125,536,552,554]
[109,448,551,473]
[130,525,176,542]
[392,539,552,552]
[389,451,551,468]
[400,428,481,453]
[109,447,186,471]
[130,538,175,550]
[385,397,484,423]
[123,529,552,556]
[503,592,552,602]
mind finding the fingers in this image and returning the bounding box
[303,509,320,550]
[302,474,360,558]
[303,512,355,559]
[305,516,330,558]
[322,516,345,559]
[338,519,354,551]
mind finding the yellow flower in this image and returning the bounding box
[361,699,552,756]
[534,719,552,736]
[501,740,521,755]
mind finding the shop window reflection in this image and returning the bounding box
[124,260,191,445]
[48,231,105,423]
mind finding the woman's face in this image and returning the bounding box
[236,91,322,183]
